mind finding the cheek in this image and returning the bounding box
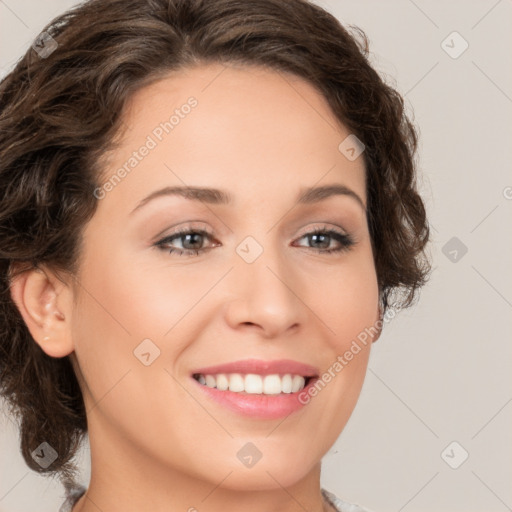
[73,244,206,344]
[69,242,219,417]
[69,248,169,403]
[305,248,380,348]
[291,250,379,452]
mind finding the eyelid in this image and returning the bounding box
[295,223,350,238]
[151,221,213,244]
[154,221,350,243]
[153,221,356,258]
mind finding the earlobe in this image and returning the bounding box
[9,264,75,358]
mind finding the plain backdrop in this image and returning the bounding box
[1,1,511,511]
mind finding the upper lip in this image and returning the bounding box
[192,358,319,377]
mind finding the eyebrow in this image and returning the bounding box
[130,184,366,215]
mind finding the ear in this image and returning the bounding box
[9,264,75,358]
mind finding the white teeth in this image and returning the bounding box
[205,375,216,388]
[245,374,263,394]
[281,374,293,393]
[292,375,305,393]
[228,373,245,392]
[263,374,282,395]
[216,373,229,391]
[194,372,308,394]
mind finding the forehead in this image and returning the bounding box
[96,62,366,215]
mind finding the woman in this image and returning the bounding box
[0,0,431,511]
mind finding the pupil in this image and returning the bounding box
[311,234,329,249]
[183,233,202,250]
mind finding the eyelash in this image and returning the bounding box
[154,225,355,257]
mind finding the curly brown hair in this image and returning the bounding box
[0,0,431,487]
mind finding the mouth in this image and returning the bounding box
[189,359,319,419]
[192,372,315,395]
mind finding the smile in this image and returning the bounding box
[192,373,311,394]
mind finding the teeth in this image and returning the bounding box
[281,374,293,393]
[194,373,308,394]
[216,374,229,391]
[245,374,263,394]
[205,375,216,388]
[228,373,244,392]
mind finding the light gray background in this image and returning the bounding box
[1,1,511,511]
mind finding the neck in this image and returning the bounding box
[73,419,333,512]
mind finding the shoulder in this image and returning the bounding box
[58,483,87,512]
[321,488,375,512]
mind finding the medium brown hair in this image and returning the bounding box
[0,0,431,485]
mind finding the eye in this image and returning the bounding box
[154,224,355,257]
[293,226,355,254]
[154,228,218,257]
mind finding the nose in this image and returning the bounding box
[223,243,303,339]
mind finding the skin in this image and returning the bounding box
[10,62,381,512]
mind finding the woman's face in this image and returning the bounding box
[69,62,380,489]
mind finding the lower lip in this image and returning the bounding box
[192,377,318,419]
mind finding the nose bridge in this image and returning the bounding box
[238,230,287,287]
[228,232,302,332]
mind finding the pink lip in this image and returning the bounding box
[190,358,319,420]
[192,382,318,419]
[191,358,319,377]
